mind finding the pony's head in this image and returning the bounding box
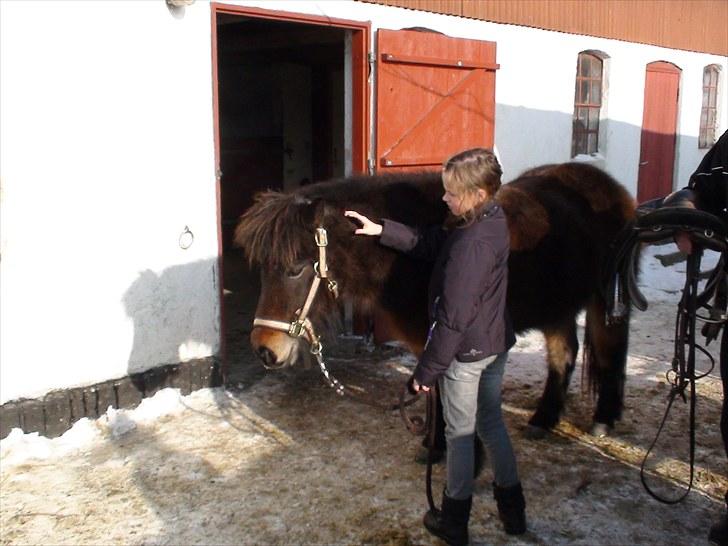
[233,185,398,368]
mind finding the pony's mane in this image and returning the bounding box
[234,172,442,269]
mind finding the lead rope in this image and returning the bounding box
[640,250,704,504]
[399,384,439,513]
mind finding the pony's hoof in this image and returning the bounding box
[523,424,549,440]
[590,423,611,437]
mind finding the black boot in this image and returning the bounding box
[493,482,527,535]
[423,491,471,546]
[709,490,728,546]
[710,512,728,545]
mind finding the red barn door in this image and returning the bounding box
[637,61,681,202]
[376,29,498,172]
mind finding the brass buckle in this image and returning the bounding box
[315,227,328,247]
[288,321,306,337]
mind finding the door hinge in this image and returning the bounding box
[367,158,375,175]
[367,52,376,65]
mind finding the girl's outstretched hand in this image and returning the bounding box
[344,210,383,236]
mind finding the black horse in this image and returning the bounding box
[235,162,636,436]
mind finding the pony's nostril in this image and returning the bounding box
[257,347,279,368]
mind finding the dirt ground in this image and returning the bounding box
[1,251,726,545]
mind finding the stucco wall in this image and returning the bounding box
[1,0,725,403]
[0,0,220,403]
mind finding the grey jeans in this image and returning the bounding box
[440,351,519,499]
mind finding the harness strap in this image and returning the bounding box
[640,250,704,504]
[299,276,322,323]
[605,206,728,504]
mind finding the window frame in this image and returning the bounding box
[572,52,604,157]
[699,64,721,149]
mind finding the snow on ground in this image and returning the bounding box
[1,245,726,545]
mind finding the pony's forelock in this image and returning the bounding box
[233,191,314,270]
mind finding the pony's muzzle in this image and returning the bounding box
[257,346,287,369]
[250,327,299,369]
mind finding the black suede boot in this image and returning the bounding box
[709,512,728,546]
[423,491,472,546]
[709,490,728,546]
[493,482,526,535]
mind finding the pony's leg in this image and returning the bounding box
[585,296,630,436]
[526,319,579,438]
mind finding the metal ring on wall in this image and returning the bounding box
[179,226,194,250]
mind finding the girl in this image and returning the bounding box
[345,148,526,545]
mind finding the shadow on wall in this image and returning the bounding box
[0,259,224,439]
[494,103,701,193]
[122,258,221,397]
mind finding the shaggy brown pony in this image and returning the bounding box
[234,163,636,435]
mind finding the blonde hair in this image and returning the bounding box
[442,148,502,225]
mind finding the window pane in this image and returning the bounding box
[704,68,711,86]
[579,56,589,77]
[591,81,602,105]
[700,108,708,128]
[576,132,587,155]
[580,107,589,124]
[708,108,716,126]
[588,132,598,153]
[709,87,716,107]
[581,80,590,103]
[710,68,719,86]
[589,107,600,130]
[590,58,602,78]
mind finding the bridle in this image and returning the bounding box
[252,226,344,394]
[605,206,728,503]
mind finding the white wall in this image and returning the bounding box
[1,0,725,403]
[0,0,219,402]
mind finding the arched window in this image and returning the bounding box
[572,52,603,157]
[700,64,721,148]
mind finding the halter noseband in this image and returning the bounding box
[252,227,343,394]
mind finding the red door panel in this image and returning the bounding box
[637,61,681,202]
[376,29,498,172]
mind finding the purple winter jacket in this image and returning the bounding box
[380,200,515,387]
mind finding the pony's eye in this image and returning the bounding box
[286,264,306,279]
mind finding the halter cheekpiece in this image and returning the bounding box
[252,226,343,394]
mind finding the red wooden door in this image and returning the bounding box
[637,61,681,202]
[376,29,498,172]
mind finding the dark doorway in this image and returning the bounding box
[215,13,350,383]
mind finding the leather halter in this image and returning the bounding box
[252,227,343,393]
